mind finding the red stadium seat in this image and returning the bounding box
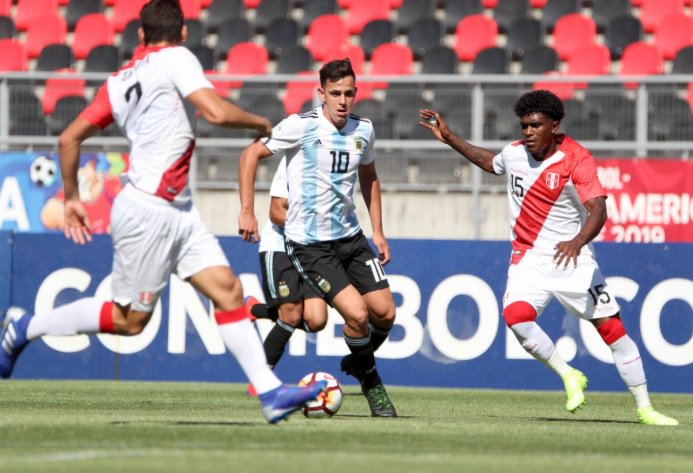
[367,42,413,89]
[530,0,547,6]
[283,71,318,115]
[552,13,596,61]
[42,72,86,115]
[653,13,693,60]
[0,0,11,16]
[483,0,498,6]
[0,39,28,71]
[243,0,260,7]
[619,41,664,88]
[306,14,348,61]
[453,14,498,61]
[322,43,366,74]
[220,42,268,89]
[72,14,113,60]
[14,0,59,31]
[24,14,67,58]
[112,0,148,33]
[180,0,202,20]
[533,72,575,100]
[638,0,685,33]
[344,0,390,34]
[565,44,611,76]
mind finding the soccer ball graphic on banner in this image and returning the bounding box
[29,155,57,187]
[298,371,343,418]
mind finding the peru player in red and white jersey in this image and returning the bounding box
[419,90,677,426]
[0,0,326,423]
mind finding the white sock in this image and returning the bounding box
[26,297,103,340]
[510,321,572,376]
[610,335,649,407]
[545,350,572,377]
[217,318,281,395]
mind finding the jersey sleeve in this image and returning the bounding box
[79,82,114,129]
[268,156,288,199]
[262,115,304,154]
[492,150,505,175]
[360,125,376,165]
[572,151,606,203]
[168,47,214,98]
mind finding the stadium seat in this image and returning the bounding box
[563,44,611,90]
[14,0,59,31]
[10,89,43,120]
[205,0,244,33]
[36,44,74,71]
[0,16,15,39]
[648,93,693,140]
[182,19,204,48]
[237,93,286,125]
[604,15,643,60]
[431,88,472,136]
[672,45,693,73]
[112,0,148,33]
[283,71,318,115]
[493,0,530,33]
[255,0,289,32]
[368,43,413,89]
[84,44,122,72]
[584,89,635,140]
[42,74,86,115]
[321,43,366,74]
[552,14,596,61]
[0,39,28,71]
[0,0,10,16]
[653,13,693,60]
[243,0,260,7]
[359,19,395,59]
[24,14,67,59]
[224,42,268,76]
[483,0,498,6]
[506,17,543,60]
[300,0,337,32]
[532,72,576,100]
[385,90,432,138]
[421,45,459,74]
[638,0,685,33]
[352,98,394,139]
[189,44,215,71]
[120,19,140,59]
[453,14,498,61]
[618,42,663,88]
[519,45,559,74]
[441,0,482,33]
[541,0,580,33]
[591,0,630,33]
[264,18,300,59]
[49,95,88,135]
[396,0,436,33]
[406,17,443,59]
[306,14,348,61]
[72,13,113,60]
[472,47,510,74]
[275,45,313,74]
[213,18,252,59]
[530,0,547,6]
[11,113,47,136]
[180,0,202,20]
[345,0,391,34]
[65,0,103,31]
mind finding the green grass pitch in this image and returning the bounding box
[0,380,691,473]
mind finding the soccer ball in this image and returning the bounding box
[298,371,343,418]
[29,155,57,187]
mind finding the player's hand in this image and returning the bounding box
[418,109,450,143]
[238,210,260,243]
[372,232,391,265]
[255,118,272,138]
[553,236,585,269]
[63,199,92,245]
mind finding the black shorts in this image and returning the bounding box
[259,251,320,307]
[285,232,389,302]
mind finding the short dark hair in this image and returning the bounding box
[513,90,565,122]
[319,59,356,87]
[140,0,184,45]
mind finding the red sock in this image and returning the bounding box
[99,301,115,334]
[215,306,250,325]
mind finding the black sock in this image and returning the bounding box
[369,322,391,352]
[344,334,382,391]
[250,303,279,321]
[263,320,294,367]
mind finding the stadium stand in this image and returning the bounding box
[541,0,580,32]
[638,0,685,34]
[672,44,693,73]
[254,0,289,33]
[300,0,337,32]
[359,19,395,59]
[119,19,140,59]
[420,45,459,74]
[441,0,482,33]
[618,41,664,85]
[264,17,300,59]
[306,14,349,61]
[406,17,443,59]
[275,45,313,74]
[552,13,596,61]
[189,44,215,71]
[453,14,498,61]
[0,15,14,39]
[653,13,693,60]
[213,17,252,59]
[14,0,59,31]
[396,0,436,33]
[72,13,113,60]
[506,17,544,60]
[182,19,205,48]
[25,14,67,59]
[65,0,104,31]
[48,95,87,135]
[368,42,414,88]
[591,0,630,33]
[0,0,10,16]
[519,45,559,73]
[42,74,85,115]
[111,0,147,33]
[472,47,511,74]
[84,44,121,72]
[345,0,390,34]
[493,0,530,34]
[205,0,244,33]
[604,15,643,60]
[36,44,75,71]
[0,39,27,71]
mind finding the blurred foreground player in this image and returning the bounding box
[0,0,325,423]
[419,90,677,426]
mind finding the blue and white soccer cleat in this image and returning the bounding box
[0,308,33,379]
[259,381,328,424]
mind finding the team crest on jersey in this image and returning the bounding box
[315,276,331,294]
[139,291,153,305]
[278,281,290,298]
[545,172,560,190]
[354,137,364,151]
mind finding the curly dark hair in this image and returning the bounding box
[513,90,565,122]
[140,0,184,45]
[319,58,355,87]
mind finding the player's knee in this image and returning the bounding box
[595,315,626,345]
[305,317,327,332]
[213,276,244,311]
[503,301,537,327]
[278,302,303,326]
[366,296,396,327]
[113,314,150,336]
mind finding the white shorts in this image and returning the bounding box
[503,252,620,320]
[110,185,230,312]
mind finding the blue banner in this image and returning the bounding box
[5,232,693,392]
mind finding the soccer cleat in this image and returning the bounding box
[246,383,258,397]
[562,368,588,413]
[260,381,328,424]
[0,308,32,379]
[637,406,679,426]
[364,384,397,417]
[340,354,363,384]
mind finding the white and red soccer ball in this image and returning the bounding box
[298,371,343,418]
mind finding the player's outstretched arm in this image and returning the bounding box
[418,109,496,174]
[358,162,390,265]
[554,196,607,268]
[58,117,100,245]
[238,141,273,242]
[186,88,272,136]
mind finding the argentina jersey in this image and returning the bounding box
[261,106,376,244]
